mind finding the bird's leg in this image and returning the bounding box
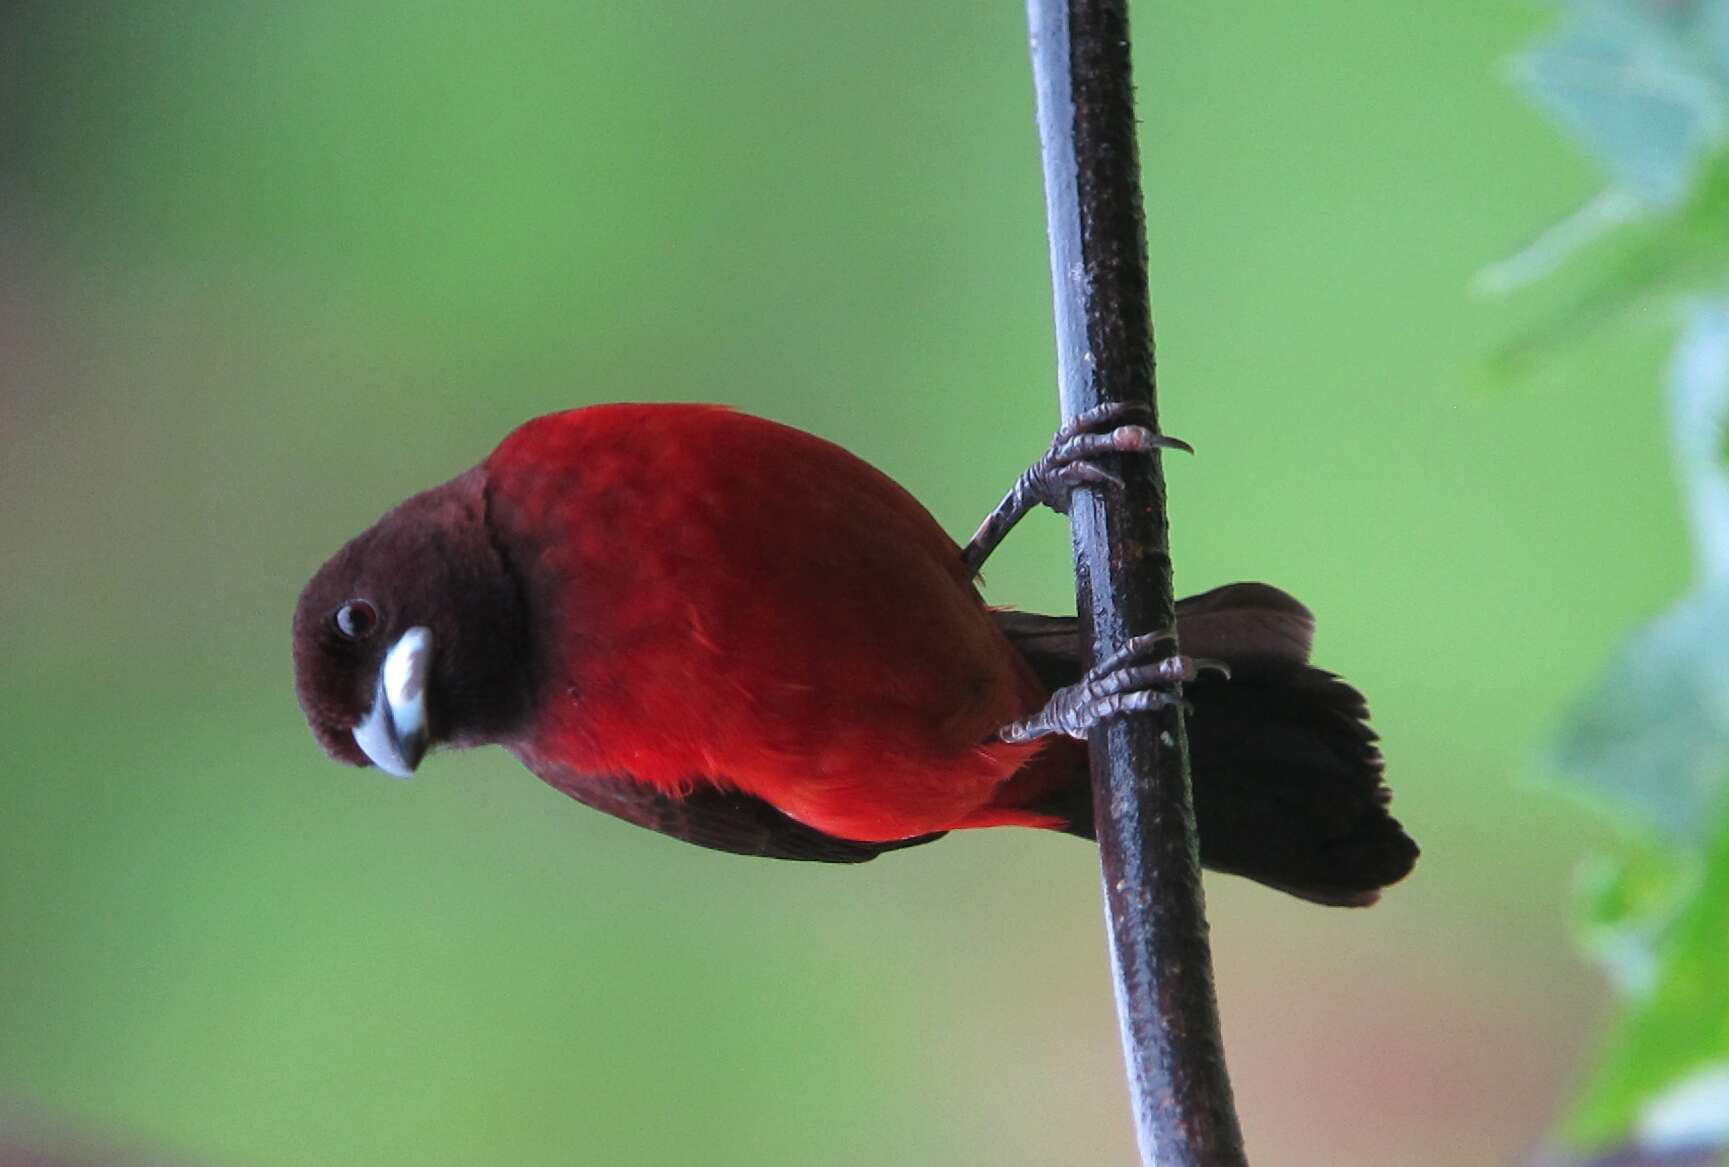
[961,402,1192,575]
[996,632,1229,744]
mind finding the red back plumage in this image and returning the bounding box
[485,404,1054,842]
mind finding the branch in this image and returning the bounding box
[1024,2,1247,1163]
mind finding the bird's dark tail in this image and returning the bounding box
[994,583,1419,907]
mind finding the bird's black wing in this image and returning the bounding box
[524,763,945,864]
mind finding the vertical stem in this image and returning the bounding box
[1024,2,1247,1164]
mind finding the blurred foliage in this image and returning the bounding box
[1552,309,1729,841]
[1491,2,1729,1161]
[1481,155,1729,383]
[1483,0,1729,382]
[1551,306,1729,1158]
[1517,0,1727,210]
[1565,814,1729,1154]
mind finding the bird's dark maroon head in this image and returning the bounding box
[292,468,534,776]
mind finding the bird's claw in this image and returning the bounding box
[1028,402,1192,516]
[960,403,1192,575]
[1093,631,1229,683]
[995,631,1225,744]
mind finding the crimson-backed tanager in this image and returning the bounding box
[292,404,1416,905]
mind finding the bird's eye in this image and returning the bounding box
[334,600,379,641]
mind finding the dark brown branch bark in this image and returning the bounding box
[1023,1,1247,1163]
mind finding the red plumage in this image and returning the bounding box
[292,403,1416,903]
[487,404,1063,841]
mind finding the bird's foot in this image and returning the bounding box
[962,403,1191,574]
[996,631,1228,744]
[1025,402,1193,516]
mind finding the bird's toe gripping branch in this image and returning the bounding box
[962,402,1192,574]
[1032,402,1194,515]
[997,632,1228,745]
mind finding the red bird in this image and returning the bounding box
[293,404,1416,904]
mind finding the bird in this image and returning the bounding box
[292,402,1417,905]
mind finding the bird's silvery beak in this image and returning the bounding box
[353,626,433,778]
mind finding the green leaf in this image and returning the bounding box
[1512,0,1728,209]
[1478,2,1729,387]
[1479,154,1729,385]
[1549,582,1729,837]
[1571,846,1700,998]
[1549,303,1729,839]
[1548,302,1729,1160]
[1561,809,1729,1152]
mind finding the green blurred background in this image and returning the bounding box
[0,3,1682,1164]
